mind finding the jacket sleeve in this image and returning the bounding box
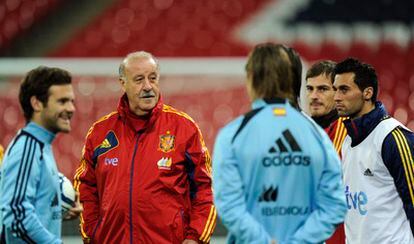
[382,127,414,234]
[213,128,272,244]
[73,135,100,243]
[289,130,347,243]
[184,124,217,243]
[1,137,61,244]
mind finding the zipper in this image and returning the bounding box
[129,133,141,244]
[91,216,102,243]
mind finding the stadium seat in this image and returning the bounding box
[0,0,61,52]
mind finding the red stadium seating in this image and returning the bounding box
[0,0,62,52]
[49,0,266,57]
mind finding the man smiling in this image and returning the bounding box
[0,66,82,243]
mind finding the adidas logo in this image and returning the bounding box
[268,129,302,153]
[364,168,374,176]
[262,129,311,167]
[259,186,278,202]
[100,139,111,148]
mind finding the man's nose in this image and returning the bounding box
[309,90,319,99]
[143,78,152,90]
[67,101,76,112]
[334,91,341,101]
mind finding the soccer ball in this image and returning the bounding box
[58,172,76,214]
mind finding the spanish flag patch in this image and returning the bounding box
[273,108,286,116]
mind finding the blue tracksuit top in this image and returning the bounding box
[213,98,347,244]
[1,122,62,244]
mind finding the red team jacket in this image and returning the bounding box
[325,117,347,244]
[74,95,216,243]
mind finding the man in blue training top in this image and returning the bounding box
[212,43,347,244]
[0,66,82,243]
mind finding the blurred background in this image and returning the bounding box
[0,0,413,242]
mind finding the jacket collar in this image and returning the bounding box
[24,122,55,144]
[312,109,339,129]
[117,93,163,132]
[252,98,292,109]
[344,101,389,146]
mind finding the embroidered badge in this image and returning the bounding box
[157,157,172,170]
[159,131,175,153]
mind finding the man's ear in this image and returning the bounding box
[119,78,126,92]
[363,87,373,101]
[30,96,43,112]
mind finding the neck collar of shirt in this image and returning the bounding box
[117,93,163,133]
[344,101,388,146]
[25,122,56,144]
[312,109,339,129]
[252,98,289,109]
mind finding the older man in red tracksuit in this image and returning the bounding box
[74,51,216,244]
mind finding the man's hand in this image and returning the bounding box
[182,239,198,244]
[63,192,83,220]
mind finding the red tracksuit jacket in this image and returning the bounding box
[325,117,347,244]
[74,95,216,243]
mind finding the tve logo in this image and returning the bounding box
[345,185,368,215]
[104,157,119,166]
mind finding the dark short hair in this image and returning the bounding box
[245,43,302,105]
[334,58,378,102]
[306,60,336,83]
[19,66,72,122]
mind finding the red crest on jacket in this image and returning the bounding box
[159,131,175,153]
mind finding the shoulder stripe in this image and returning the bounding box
[73,158,88,192]
[11,137,34,217]
[162,105,195,123]
[79,214,89,240]
[205,150,212,176]
[163,104,212,175]
[85,111,118,139]
[10,136,38,243]
[335,118,345,145]
[333,118,347,154]
[336,127,347,154]
[74,158,89,240]
[232,107,263,143]
[7,131,44,157]
[392,129,414,205]
[337,121,347,153]
[200,205,217,243]
[332,120,341,150]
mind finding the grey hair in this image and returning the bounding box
[119,51,159,80]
